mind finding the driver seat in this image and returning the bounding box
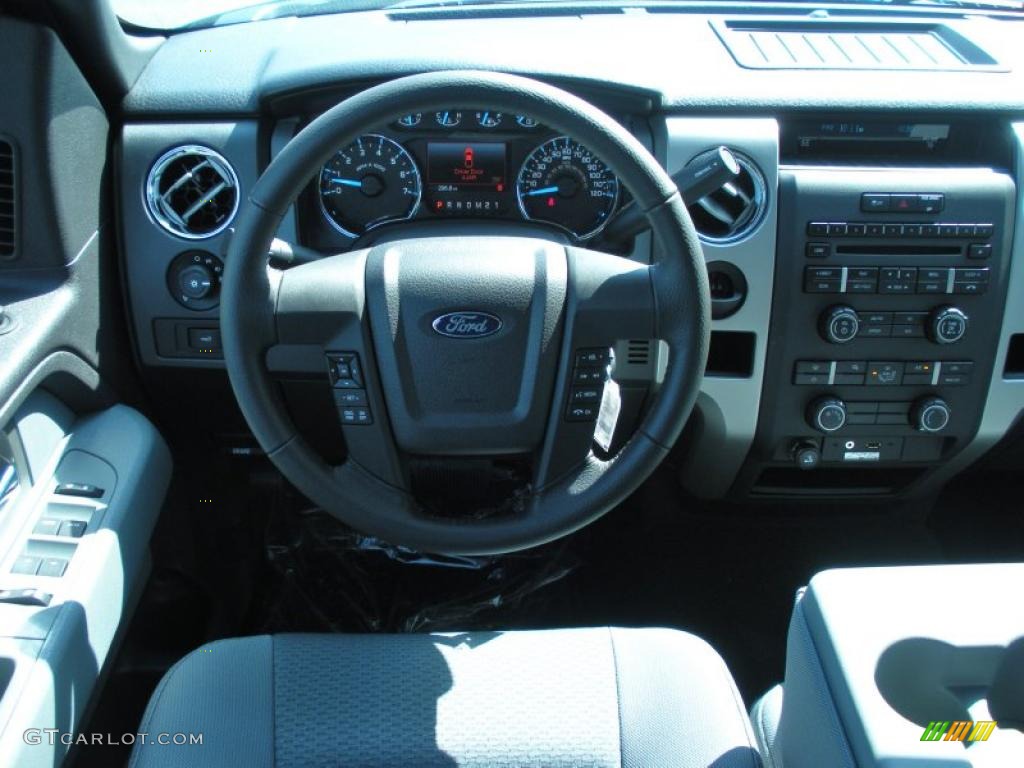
[129,628,761,768]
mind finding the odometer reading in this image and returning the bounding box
[319,134,421,237]
[515,137,619,240]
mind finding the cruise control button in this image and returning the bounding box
[339,407,373,425]
[333,389,368,407]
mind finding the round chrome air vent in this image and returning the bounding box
[145,145,239,239]
[685,150,766,245]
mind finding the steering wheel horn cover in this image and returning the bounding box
[222,71,709,554]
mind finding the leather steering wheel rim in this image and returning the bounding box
[222,71,710,555]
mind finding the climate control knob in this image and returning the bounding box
[928,306,968,345]
[819,305,860,344]
[912,397,951,433]
[807,396,847,433]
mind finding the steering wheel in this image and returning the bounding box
[222,71,709,555]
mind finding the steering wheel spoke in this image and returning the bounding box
[534,246,656,488]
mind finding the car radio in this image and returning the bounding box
[736,167,1016,494]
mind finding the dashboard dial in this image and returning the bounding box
[515,137,619,239]
[515,115,539,129]
[475,111,504,128]
[396,113,422,128]
[435,111,462,128]
[318,134,421,237]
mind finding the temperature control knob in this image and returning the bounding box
[928,306,968,345]
[819,305,860,344]
[912,397,951,433]
[807,396,847,433]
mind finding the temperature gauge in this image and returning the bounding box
[435,111,462,128]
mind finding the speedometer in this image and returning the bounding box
[515,137,619,240]
[319,134,421,237]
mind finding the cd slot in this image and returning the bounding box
[834,245,962,257]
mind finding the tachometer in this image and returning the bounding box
[515,137,619,240]
[318,134,421,237]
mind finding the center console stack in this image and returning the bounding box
[734,121,1016,496]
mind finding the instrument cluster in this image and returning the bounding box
[314,110,622,242]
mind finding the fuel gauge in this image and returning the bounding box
[475,111,504,129]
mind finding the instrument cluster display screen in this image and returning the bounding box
[425,142,508,215]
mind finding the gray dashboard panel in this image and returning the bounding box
[121,12,1024,117]
[119,122,262,368]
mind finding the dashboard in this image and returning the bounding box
[115,5,1024,505]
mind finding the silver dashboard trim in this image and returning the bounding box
[659,117,780,499]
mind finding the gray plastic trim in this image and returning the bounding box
[924,122,1024,487]
[0,404,171,766]
[659,118,779,499]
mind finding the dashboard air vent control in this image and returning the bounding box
[145,145,239,239]
[0,139,15,258]
[686,151,766,244]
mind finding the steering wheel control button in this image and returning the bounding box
[333,390,368,408]
[575,348,611,367]
[573,367,608,385]
[820,305,860,344]
[913,397,952,433]
[339,407,372,426]
[570,388,603,404]
[807,397,847,433]
[326,352,364,388]
[928,307,968,344]
[566,404,599,422]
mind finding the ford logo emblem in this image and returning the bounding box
[431,311,503,339]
